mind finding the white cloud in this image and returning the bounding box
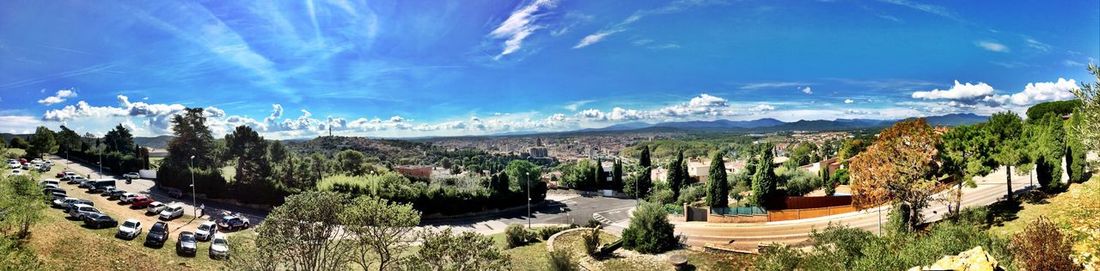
[573,29,621,49]
[975,41,1009,53]
[489,0,556,59]
[911,80,995,101]
[37,89,78,105]
[0,115,43,134]
[1024,38,1051,52]
[563,100,594,111]
[844,99,855,104]
[800,86,813,95]
[994,78,1078,106]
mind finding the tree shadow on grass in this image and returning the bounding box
[988,200,1023,227]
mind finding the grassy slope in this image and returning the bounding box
[990,176,1100,267]
[493,229,754,271]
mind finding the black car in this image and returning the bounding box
[49,191,67,201]
[105,189,126,200]
[87,185,107,194]
[176,231,198,256]
[144,222,170,248]
[42,187,65,196]
[82,213,118,229]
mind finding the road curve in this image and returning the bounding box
[675,167,1041,250]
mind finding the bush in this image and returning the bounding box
[547,249,578,271]
[1011,217,1081,271]
[621,202,677,254]
[585,218,601,228]
[505,224,533,248]
[676,184,706,205]
[648,188,675,204]
[535,225,574,241]
[780,169,821,196]
[582,227,601,256]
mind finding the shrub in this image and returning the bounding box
[585,218,601,228]
[547,249,579,271]
[582,227,601,256]
[621,202,677,254]
[648,188,675,204]
[1011,217,1081,271]
[535,225,573,241]
[505,224,533,248]
[676,184,706,205]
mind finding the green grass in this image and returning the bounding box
[488,232,552,271]
[4,148,26,159]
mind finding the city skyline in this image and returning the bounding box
[1,0,1097,138]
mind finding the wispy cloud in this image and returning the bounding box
[489,0,557,59]
[800,86,813,95]
[975,40,1009,53]
[564,100,595,111]
[740,82,807,90]
[574,0,726,49]
[876,0,959,21]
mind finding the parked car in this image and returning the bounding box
[115,219,142,240]
[52,197,79,208]
[82,212,118,229]
[67,204,100,220]
[159,205,184,220]
[59,198,94,210]
[42,187,66,196]
[100,186,118,196]
[195,221,218,241]
[39,179,60,187]
[146,201,166,215]
[119,193,138,203]
[55,171,72,178]
[130,196,155,208]
[144,221,169,247]
[49,191,67,201]
[105,189,126,200]
[122,172,140,179]
[11,169,23,175]
[209,234,230,260]
[216,214,251,231]
[66,175,87,185]
[176,231,198,256]
[166,188,184,198]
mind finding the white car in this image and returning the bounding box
[146,201,166,215]
[195,221,218,241]
[67,204,100,220]
[159,205,184,220]
[122,172,140,179]
[209,234,230,260]
[119,193,138,203]
[115,219,142,240]
[7,161,18,169]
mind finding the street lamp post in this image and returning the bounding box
[189,155,197,218]
[530,171,534,229]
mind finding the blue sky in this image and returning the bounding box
[0,0,1097,138]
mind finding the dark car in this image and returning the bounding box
[82,213,118,229]
[49,191,67,201]
[87,185,108,194]
[216,215,251,231]
[166,188,184,198]
[42,187,66,196]
[176,231,198,256]
[61,198,94,210]
[144,222,170,248]
[105,189,126,200]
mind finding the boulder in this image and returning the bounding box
[908,246,1003,271]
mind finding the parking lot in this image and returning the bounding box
[38,157,249,260]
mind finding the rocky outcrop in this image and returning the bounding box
[909,246,1003,271]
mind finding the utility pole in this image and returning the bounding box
[190,155,197,217]
[526,172,531,228]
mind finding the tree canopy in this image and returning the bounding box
[706,151,729,208]
[850,119,941,231]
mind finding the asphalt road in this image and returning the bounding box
[674,166,1045,251]
[422,193,638,235]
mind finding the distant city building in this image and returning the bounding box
[529,147,549,158]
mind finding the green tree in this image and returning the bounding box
[405,229,510,270]
[621,202,677,254]
[506,160,546,201]
[0,175,47,239]
[336,150,369,176]
[837,138,869,160]
[611,159,624,191]
[706,151,729,208]
[8,137,28,149]
[103,124,134,154]
[1025,113,1066,191]
[752,143,778,206]
[850,119,941,232]
[342,196,421,271]
[162,108,219,190]
[1071,64,1100,151]
[26,126,57,159]
[55,125,81,153]
[938,124,995,214]
[1065,109,1089,183]
[666,150,686,199]
[250,191,353,270]
[986,112,1027,202]
[639,145,651,169]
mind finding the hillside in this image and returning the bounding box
[282,136,438,164]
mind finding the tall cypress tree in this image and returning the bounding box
[752,143,777,206]
[706,151,729,208]
[612,159,624,191]
[667,150,685,199]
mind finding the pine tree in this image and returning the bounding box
[751,143,777,207]
[667,150,685,199]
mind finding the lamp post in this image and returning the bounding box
[189,155,197,217]
[530,171,534,229]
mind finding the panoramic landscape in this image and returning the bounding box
[1,1,1099,270]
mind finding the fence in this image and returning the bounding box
[767,205,856,221]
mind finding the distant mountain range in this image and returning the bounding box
[577,113,989,133]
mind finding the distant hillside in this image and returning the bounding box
[918,113,989,126]
[282,136,437,164]
[570,113,988,135]
[134,136,174,149]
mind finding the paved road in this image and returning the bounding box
[422,193,637,235]
[674,166,1045,250]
